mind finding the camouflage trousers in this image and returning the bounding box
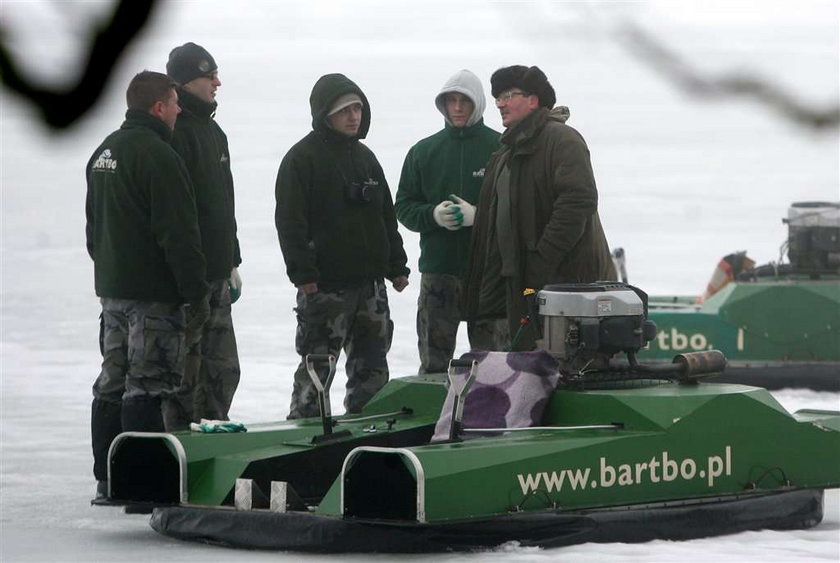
[417,273,510,374]
[92,298,186,404]
[165,279,241,430]
[288,280,393,419]
[91,298,186,481]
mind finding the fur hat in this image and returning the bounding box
[490,65,555,109]
[166,42,217,85]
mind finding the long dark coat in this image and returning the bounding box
[463,107,615,349]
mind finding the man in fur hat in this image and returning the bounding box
[462,65,616,351]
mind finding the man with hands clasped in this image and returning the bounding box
[396,69,504,374]
[432,194,477,232]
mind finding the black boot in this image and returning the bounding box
[162,393,193,432]
[91,398,122,483]
[95,479,108,501]
[121,396,165,433]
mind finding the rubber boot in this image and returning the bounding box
[121,396,165,433]
[91,398,122,483]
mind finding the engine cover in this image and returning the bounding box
[539,284,645,318]
[537,283,656,367]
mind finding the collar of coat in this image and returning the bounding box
[121,109,173,142]
[499,105,572,155]
[444,118,487,139]
[177,88,218,120]
[315,125,361,149]
[500,107,549,155]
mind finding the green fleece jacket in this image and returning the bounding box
[395,69,500,276]
[85,110,208,303]
[274,73,409,289]
[171,89,241,282]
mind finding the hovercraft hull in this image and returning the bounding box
[99,375,840,552]
[149,488,823,552]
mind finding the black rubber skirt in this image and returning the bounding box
[149,488,823,553]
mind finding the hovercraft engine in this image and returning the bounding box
[536,282,725,381]
[785,201,840,271]
[537,282,656,372]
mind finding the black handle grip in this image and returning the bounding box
[306,354,333,363]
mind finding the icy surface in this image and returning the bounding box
[2,1,839,561]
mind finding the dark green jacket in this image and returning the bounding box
[86,110,208,303]
[171,89,241,282]
[464,107,615,329]
[274,73,409,288]
[395,120,500,276]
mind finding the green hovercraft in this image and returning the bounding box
[95,283,840,553]
[638,201,840,391]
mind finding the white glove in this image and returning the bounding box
[449,195,476,227]
[229,267,242,303]
[432,200,460,231]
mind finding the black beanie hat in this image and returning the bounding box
[490,65,556,109]
[166,42,217,85]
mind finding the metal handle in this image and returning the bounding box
[447,359,478,441]
[305,353,337,435]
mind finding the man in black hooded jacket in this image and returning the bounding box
[275,73,409,419]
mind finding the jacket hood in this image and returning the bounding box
[434,69,486,128]
[309,73,371,139]
[548,105,570,124]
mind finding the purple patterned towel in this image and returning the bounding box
[431,350,562,442]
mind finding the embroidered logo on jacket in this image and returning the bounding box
[92,149,118,171]
[220,154,229,163]
[472,167,485,178]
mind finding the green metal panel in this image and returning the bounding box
[719,282,840,360]
[146,375,449,505]
[334,383,840,524]
[642,280,840,362]
[360,373,448,416]
[542,384,769,431]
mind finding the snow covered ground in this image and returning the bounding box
[1,1,838,561]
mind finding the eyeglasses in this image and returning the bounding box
[495,90,530,103]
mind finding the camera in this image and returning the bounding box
[344,180,377,204]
